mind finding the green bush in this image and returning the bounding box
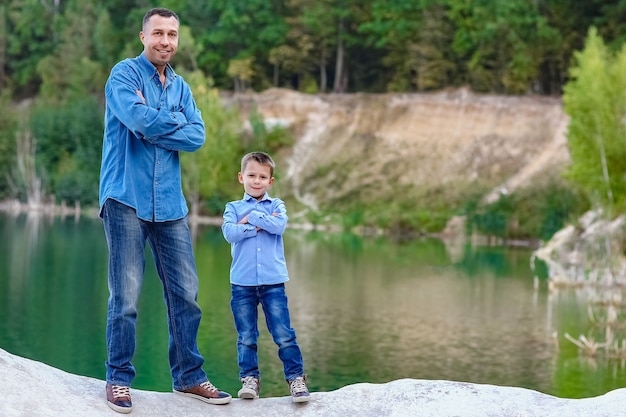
[466,182,588,241]
[30,97,103,204]
[0,93,18,200]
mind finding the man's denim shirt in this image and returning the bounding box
[99,52,205,221]
[222,193,289,286]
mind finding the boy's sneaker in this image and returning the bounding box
[174,380,232,405]
[106,383,133,414]
[238,376,260,399]
[287,375,311,403]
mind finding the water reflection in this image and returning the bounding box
[0,214,625,399]
[281,234,626,398]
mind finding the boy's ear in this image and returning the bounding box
[269,177,275,186]
[238,172,244,184]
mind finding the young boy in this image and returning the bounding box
[221,151,311,403]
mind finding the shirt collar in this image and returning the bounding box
[243,192,273,202]
[137,52,177,82]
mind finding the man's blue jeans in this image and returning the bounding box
[102,199,207,390]
[231,283,304,381]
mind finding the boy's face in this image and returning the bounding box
[239,160,274,200]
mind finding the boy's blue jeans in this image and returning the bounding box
[102,198,207,390]
[231,283,304,381]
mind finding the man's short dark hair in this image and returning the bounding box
[142,8,179,29]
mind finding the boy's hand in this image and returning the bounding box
[238,215,261,231]
[238,213,279,231]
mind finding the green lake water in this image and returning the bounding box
[1,213,625,399]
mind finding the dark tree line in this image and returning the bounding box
[2,0,625,99]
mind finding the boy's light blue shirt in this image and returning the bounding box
[99,52,205,221]
[222,193,289,286]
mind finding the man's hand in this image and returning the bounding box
[135,90,146,104]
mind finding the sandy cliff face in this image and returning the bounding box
[226,88,570,214]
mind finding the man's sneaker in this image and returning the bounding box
[106,383,133,414]
[287,375,311,403]
[174,380,232,405]
[238,376,260,399]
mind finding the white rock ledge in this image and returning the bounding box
[1,348,625,417]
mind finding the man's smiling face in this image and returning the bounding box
[140,14,179,70]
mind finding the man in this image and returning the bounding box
[99,7,231,414]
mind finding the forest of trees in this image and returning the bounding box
[2,0,626,98]
[0,0,625,238]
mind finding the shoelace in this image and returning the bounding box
[241,376,258,391]
[199,381,218,393]
[111,385,131,399]
[289,377,308,395]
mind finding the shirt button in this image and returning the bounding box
[257,248,261,251]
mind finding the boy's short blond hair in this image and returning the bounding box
[241,152,275,176]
